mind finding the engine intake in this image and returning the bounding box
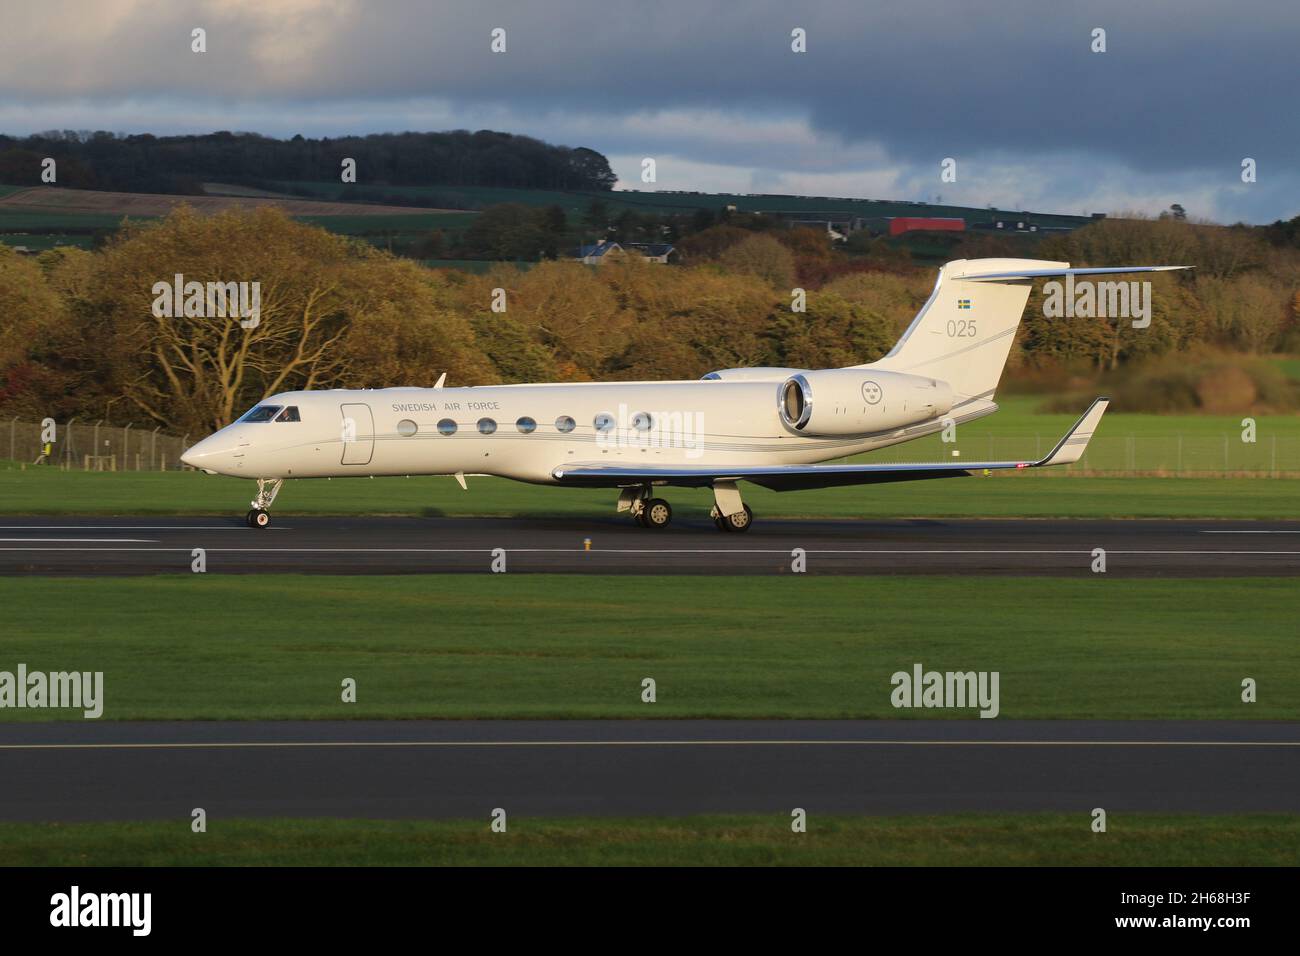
[778,369,953,436]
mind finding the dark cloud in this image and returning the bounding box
[0,0,1293,221]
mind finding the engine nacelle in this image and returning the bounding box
[778,369,953,436]
[702,367,807,382]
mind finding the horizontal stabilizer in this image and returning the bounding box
[958,265,1191,282]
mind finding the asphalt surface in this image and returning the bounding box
[0,516,1298,575]
[0,720,1295,821]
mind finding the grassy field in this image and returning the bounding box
[273,180,1093,230]
[0,190,475,253]
[6,396,1297,517]
[0,575,1293,720]
[2,813,1296,866]
[2,468,1297,519]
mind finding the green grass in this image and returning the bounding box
[273,181,1094,229]
[1274,357,1300,381]
[1,467,1297,519]
[2,813,1295,866]
[296,211,477,234]
[0,233,96,250]
[0,575,1293,720]
[8,396,1298,517]
[0,210,135,229]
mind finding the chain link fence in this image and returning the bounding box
[3,419,192,471]
[867,432,1300,476]
[3,417,1298,476]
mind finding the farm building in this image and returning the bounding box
[887,216,966,236]
[572,239,676,264]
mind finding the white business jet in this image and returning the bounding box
[181,258,1185,531]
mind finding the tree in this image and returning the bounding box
[458,203,548,260]
[0,245,79,415]
[74,206,494,432]
[583,199,610,234]
[717,233,797,289]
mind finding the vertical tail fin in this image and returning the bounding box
[865,259,1190,405]
[865,258,1062,404]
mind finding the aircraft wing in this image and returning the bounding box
[552,398,1108,491]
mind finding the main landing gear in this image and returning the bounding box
[710,503,754,533]
[616,481,755,532]
[245,478,283,529]
[619,487,674,530]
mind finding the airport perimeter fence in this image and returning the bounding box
[3,418,192,472]
[1,417,1298,476]
[865,432,1300,476]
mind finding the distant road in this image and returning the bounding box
[0,720,1296,821]
[0,516,1298,576]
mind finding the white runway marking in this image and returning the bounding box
[0,547,1298,556]
[0,526,279,531]
[0,738,1296,751]
[1200,530,1300,534]
[0,538,157,543]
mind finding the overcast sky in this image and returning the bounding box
[1,0,1293,223]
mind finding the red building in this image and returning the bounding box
[888,217,966,236]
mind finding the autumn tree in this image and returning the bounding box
[72,206,494,432]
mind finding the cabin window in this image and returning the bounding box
[477,418,497,435]
[396,419,418,437]
[555,415,576,433]
[274,406,301,423]
[516,417,537,434]
[437,419,458,435]
[240,405,282,423]
[593,412,616,432]
[630,411,652,431]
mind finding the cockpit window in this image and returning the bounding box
[240,405,282,423]
[275,406,301,423]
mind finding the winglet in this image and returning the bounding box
[1035,398,1109,467]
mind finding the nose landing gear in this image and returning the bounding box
[246,478,283,529]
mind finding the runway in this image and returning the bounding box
[0,720,1296,821]
[0,515,1298,575]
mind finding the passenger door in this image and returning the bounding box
[339,403,375,465]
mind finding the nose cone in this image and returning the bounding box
[182,433,238,474]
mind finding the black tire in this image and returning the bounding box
[633,507,647,527]
[643,498,672,529]
[722,504,753,533]
[712,510,729,532]
[247,508,271,529]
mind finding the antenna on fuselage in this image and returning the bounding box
[433,372,447,389]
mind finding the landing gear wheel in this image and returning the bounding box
[632,506,647,527]
[643,498,672,529]
[720,504,753,533]
[711,508,728,532]
[246,508,271,529]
